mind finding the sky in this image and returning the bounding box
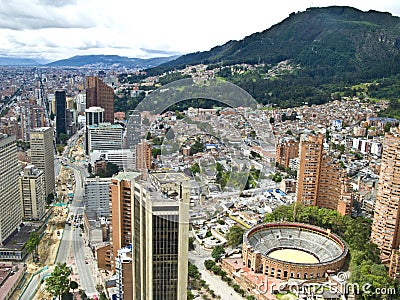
[0,0,399,63]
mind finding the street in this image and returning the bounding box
[188,238,244,300]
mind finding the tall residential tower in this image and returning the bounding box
[371,128,400,277]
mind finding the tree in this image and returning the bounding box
[46,193,55,205]
[204,259,216,270]
[70,281,78,293]
[227,226,245,247]
[26,231,40,259]
[152,148,161,158]
[188,237,195,251]
[384,122,391,132]
[106,162,119,177]
[56,144,65,156]
[45,263,72,300]
[190,163,200,174]
[190,137,204,155]
[188,262,200,280]
[211,245,225,260]
[58,133,69,145]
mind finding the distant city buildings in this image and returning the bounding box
[0,134,22,244]
[135,139,152,171]
[30,127,55,197]
[276,138,299,168]
[19,165,46,221]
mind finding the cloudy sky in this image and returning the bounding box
[0,0,399,62]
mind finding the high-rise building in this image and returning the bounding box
[126,110,141,148]
[86,76,114,123]
[115,246,134,300]
[110,172,142,263]
[0,134,23,244]
[276,138,299,169]
[55,90,66,139]
[87,123,124,154]
[90,149,135,171]
[135,139,152,171]
[30,127,55,197]
[85,106,105,126]
[296,134,353,216]
[19,165,46,220]
[84,176,112,220]
[110,172,189,300]
[371,128,400,273]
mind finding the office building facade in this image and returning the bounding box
[87,123,123,154]
[110,172,189,300]
[30,127,55,197]
[86,106,105,126]
[84,176,112,220]
[19,165,46,220]
[0,135,23,244]
[55,90,66,139]
[86,76,114,123]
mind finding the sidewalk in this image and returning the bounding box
[200,269,243,300]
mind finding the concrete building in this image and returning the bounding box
[87,123,123,154]
[115,246,133,300]
[0,134,23,244]
[86,106,105,126]
[84,176,112,220]
[90,149,135,171]
[126,110,141,148]
[110,172,189,300]
[109,172,141,265]
[371,128,400,277]
[55,90,66,140]
[135,139,152,171]
[30,127,55,197]
[19,165,46,220]
[296,134,353,216]
[86,76,114,123]
[276,138,299,168]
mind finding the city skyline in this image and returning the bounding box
[0,1,399,62]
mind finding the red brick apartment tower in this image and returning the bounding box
[371,128,400,278]
[296,133,353,216]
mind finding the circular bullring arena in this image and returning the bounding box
[242,222,348,280]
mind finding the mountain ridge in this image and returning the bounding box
[150,6,400,78]
[45,54,180,68]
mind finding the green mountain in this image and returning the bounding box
[46,54,179,69]
[148,6,400,111]
[159,6,400,77]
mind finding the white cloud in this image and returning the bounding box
[0,0,399,61]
